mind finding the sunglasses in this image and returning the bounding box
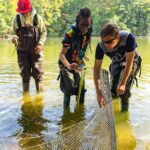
[102,37,116,44]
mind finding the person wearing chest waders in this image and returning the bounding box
[59,8,93,108]
[11,0,47,94]
[94,23,142,111]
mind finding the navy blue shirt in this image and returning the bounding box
[95,33,138,63]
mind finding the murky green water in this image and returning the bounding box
[0,37,150,150]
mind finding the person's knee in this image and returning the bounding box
[32,68,44,81]
[32,63,44,81]
[20,70,31,82]
[19,64,31,82]
[33,74,43,82]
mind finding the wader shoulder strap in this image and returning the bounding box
[16,14,38,28]
[119,30,130,47]
[33,14,38,26]
[16,14,21,28]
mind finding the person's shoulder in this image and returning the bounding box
[126,32,137,51]
[31,8,42,20]
[96,42,103,51]
[126,32,136,43]
[36,13,43,19]
[128,32,136,39]
[35,13,43,23]
[13,13,21,20]
[65,25,77,38]
[119,30,135,38]
[13,14,21,26]
[119,30,130,37]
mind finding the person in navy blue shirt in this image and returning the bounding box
[94,23,141,111]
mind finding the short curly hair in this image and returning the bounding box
[100,23,119,37]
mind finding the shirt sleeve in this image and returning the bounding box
[126,33,137,52]
[10,15,18,36]
[62,28,74,48]
[38,15,47,45]
[9,15,19,42]
[95,43,104,60]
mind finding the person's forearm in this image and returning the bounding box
[94,66,102,96]
[39,29,47,45]
[60,53,71,69]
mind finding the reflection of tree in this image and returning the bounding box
[17,94,50,149]
[114,100,136,150]
[56,104,86,149]
[61,104,85,129]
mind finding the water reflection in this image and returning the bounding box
[113,100,136,150]
[53,104,86,149]
[0,37,150,149]
[61,104,85,129]
[17,94,50,149]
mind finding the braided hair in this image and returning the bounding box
[76,7,93,53]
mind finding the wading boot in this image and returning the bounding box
[79,88,86,104]
[23,81,30,95]
[64,94,70,108]
[35,81,43,93]
[121,99,129,112]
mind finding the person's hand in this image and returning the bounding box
[12,37,19,46]
[116,84,126,95]
[97,93,106,107]
[84,55,89,61]
[35,44,43,54]
[69,63,80,72]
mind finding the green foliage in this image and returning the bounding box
[0,0,149,36]
[51,0,150,36]
[0,0,64,34]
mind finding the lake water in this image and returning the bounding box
[0,37,150,150]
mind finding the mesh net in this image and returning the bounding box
[0,70,117,150]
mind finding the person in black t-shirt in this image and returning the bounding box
[59,8,92,107]
[94,23,141,111]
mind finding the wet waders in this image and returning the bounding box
[63,69,86,108]
[16,14,44,93]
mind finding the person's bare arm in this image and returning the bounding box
[59,47,80,71]
[94,59,106,106]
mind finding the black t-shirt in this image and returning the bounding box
[62,26,90,64]
[95,33,138,63]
